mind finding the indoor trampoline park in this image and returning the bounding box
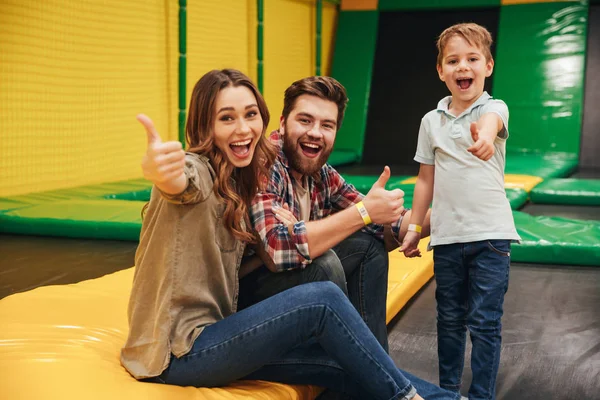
[1,1,599,399]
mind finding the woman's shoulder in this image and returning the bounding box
[185,152,216,181]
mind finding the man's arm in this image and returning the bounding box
[305,165,406,258]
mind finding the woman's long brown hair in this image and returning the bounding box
[186,69,276,242]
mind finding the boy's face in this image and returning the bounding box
[280,94,338,177]
[437,35,494,110]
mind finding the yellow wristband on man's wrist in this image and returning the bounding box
[408,224,422,233]
[355,201,372,226]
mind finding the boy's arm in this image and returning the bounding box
[399,164,434,257]
[467,112,505,161]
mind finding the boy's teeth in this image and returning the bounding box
[303,143,319,149]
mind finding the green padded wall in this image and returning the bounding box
[330,11,378,160]
[493,2,588,154]
[379,0,499,10]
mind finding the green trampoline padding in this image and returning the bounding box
[0,199,144,241]
[505,151,578,179]
[530,179,600,206]
[0,179,151,212]
[342,177,526,211]
[512,211,600,266]
[506,188,528,210]
[341,174,412,193]
[328,150,360,167]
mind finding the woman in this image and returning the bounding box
[121,69,460,400]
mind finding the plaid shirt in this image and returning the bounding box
[250,131,404,272]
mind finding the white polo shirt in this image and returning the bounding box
[415,92,520,246]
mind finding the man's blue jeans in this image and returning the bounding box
[149,282,460,400]
[433,240,511,400]
[239,231,389,351]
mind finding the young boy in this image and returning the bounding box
[399,23,520,400]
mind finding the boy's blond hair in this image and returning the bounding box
[436,23,493,66]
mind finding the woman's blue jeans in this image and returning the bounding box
[151,282,460,400]
[434,240,511,400]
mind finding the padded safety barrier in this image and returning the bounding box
[0,200,144,241]
[504,151,578,179]
[0,242,434,399]
[341,174,412,193]
[512,211,600,266]
[530,179,600,206]
[327,150,360,167]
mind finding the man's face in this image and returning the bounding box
[281,94,338,177]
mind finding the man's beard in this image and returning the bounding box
[282,129,332,176]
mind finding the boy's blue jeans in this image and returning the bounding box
[149,282,459,400]
[433,240,511,400]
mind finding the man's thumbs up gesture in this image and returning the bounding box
[362,166,405,225]
[138,114,187,194]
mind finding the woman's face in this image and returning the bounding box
[213,85,264,168]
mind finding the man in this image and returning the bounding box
[240,76,431,353]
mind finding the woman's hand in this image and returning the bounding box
[138,114,187,194]
[273,203,298,235]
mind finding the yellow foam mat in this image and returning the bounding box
[386,240,434,324]
[401,174,543,192]
[503,174,543,192]
[0,243,433,399]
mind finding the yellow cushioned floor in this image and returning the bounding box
[0,242,433,399]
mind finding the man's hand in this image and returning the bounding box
[467,121,495,161]
[362,166,405,225]
[138,114,186,184]
[398,230,422,258]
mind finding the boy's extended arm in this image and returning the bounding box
[467,112,504,161]
[399,164,434,257]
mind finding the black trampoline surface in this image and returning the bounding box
[0,234,136,300]
[388,263,600,400]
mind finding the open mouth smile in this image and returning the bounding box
[456,77,473,91]
[230,138,253,159]
[299,142,322,158]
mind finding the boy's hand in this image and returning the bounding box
[363,166,405,225]
[467,122,495,161]
[138,114,186,184]
[399,231,422,258]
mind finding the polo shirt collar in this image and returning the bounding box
[437,91,491,118]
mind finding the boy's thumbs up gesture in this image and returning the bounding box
[138,114,187,194]
[467,121,495,161]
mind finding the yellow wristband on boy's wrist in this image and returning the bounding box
[408,224,422,233]
[355,201,372,226]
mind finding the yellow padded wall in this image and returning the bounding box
[263,0,338,133]
[0,0,178,197]
[186,1,255,108]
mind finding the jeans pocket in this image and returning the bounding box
[486,240,510,257]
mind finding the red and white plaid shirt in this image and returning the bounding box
[250,131,404,271]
